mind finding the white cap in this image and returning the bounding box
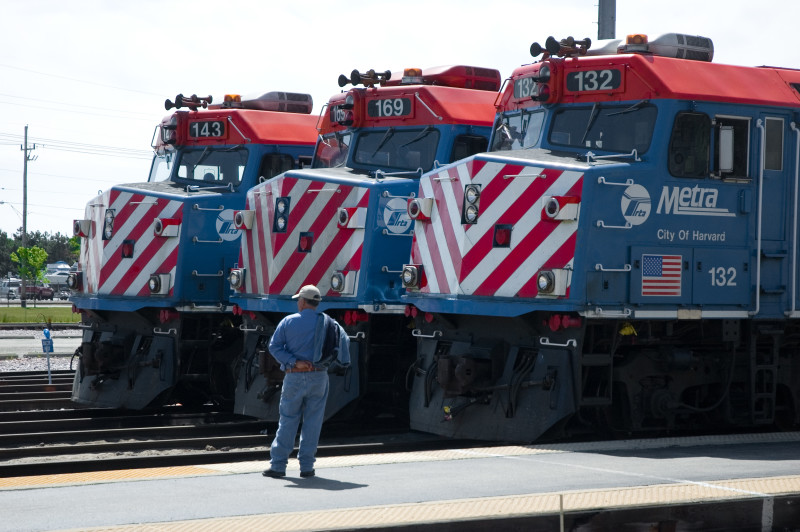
[292,284,322,301]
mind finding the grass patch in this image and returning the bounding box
[0,305,81,324]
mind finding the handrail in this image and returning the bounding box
[411,329,442,338]
[789,122,800,315]
[751,119,765,316]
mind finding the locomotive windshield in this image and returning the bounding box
[313,131,352,169]
[172,147,248,189]
[353,127,441,173]
[549,102,657,154]
[491,110,545,151]
[148,151,175,183]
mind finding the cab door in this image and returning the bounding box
[756,114,792,311]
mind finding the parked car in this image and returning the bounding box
[24,282,55,300]
[0,279,19,300]
[58,289,70,300]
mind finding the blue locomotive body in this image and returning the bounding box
[230,67,501,420]
[402,35,800,441]
[69,93,318,409]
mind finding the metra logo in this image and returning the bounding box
[656,186,734,217]
[216,209,242,241]
[382,198,412,234]
[621,184,651,226]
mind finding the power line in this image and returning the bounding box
[0,62,162,97]
[0,167,146,183]
[0,92,153,119]
[0,132,152,160]
[0,98,154,122]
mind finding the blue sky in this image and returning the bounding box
[1,0,797,236]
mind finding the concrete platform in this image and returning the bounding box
[2,432,800,531]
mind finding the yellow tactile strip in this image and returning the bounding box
[61,475,800,532]
[0,465,219,489]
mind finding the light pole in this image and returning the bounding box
[20,125,37,308]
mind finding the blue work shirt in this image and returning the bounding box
[269,308,320,371]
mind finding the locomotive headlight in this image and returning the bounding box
[342,93,355,110]
[401,265,424,289]
[330,270,356,294]
[153,217,180,237]
[337,207,366,229]
[160,116,178,145]
[102,209,115,240]
[338,110,354,126]
[544,197,561,219]
[464,205,479,224]
[536,268,569,297]
[537,271,555,293]
[73,219,91,238]
[229,268,245,290]
[407,198,433,221]
[276,197,289,214]
[274,197,290,233]
[148,273,170,295]
[462,184,481,225]
[542,195,580,221]
[337,208,350,227]
[330,271,345,292]
[537,64,551,82]
[465,185,481,204]
[233,210,255,230]
[67,272,82,290]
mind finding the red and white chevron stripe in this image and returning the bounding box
[240,175,369,297]
[80,189,183,296]
[410,158,583,297]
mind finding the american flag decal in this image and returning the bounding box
[642,254,682,296]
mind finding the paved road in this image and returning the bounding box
[0,333,81,356]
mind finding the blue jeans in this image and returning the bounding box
[269,371,329,472]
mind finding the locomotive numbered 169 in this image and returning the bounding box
[229,66,501,421]
[403,34,800,441]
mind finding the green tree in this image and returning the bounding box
[0,230,15,279]
[11,245,48,284]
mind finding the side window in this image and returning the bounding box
[765,117,783,171]
[669,112,710,178]
[451,134,488,162]
[259,154,295,182]
[714,116,750,178]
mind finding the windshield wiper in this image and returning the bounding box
[606,100,649,116]
[190,146,212,176]
[399,126,434,148]
[580,103,600,145]
[371,128,395,157]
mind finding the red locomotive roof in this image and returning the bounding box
[503,54,800,110]
[325,84,498,130]
[170,109,319,146]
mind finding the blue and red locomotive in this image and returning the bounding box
[228,66,500,420]
[402,34,800,441]
[69,92,318,409]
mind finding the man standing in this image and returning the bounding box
[263,284,349,479]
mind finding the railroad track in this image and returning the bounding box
[0,430,467,478]
[0,392,448,478]
[0,370,77,411]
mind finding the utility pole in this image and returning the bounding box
[20,125,36,307]
[598,0,616,40]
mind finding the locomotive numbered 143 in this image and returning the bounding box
[69,92,318,409]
